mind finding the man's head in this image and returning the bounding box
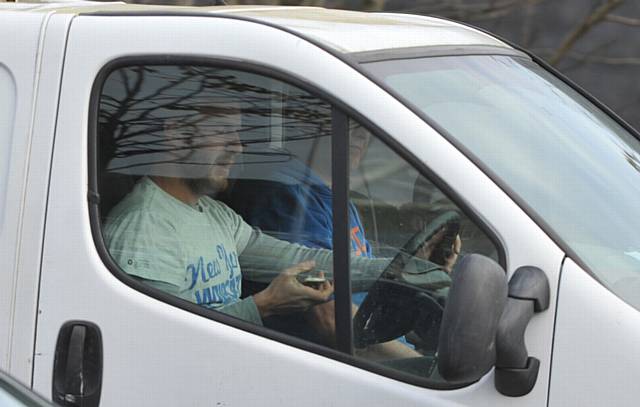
[164,105,243,197]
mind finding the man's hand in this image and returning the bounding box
[306,300,339,347]
[444,234,462,273]
[253,261,333,318]
[305,301,360,347]
[415,229,462,273]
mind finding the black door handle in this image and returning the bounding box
[53,321,103,407]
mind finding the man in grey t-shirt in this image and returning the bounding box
[104,109,339,326]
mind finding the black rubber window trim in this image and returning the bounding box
[84,17,508,390]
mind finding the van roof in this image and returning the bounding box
[3,2,511,54]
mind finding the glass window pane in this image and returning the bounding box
[98,64,338,345]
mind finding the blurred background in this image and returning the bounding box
[6,0,640,129]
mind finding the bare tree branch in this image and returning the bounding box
[567,53,640,65]
[531,47,640,66]
[549,0,625,66]
[520,0,537,47]
[606,14,640,27]
[466,0,548,21]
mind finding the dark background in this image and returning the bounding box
[133,0,640,130]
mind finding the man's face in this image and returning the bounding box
[181,112,243,196]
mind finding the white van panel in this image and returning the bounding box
[9,12,73,385]
[0,66,16,230]
[0,11,48,381]
[549,258,640,407]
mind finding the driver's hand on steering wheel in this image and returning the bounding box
[415,229,462,273]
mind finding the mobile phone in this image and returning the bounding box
[297,271,327,288]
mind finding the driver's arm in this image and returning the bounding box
[239,228,450,292]
[238,228,382,281]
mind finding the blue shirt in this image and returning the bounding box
[227,159,372,258]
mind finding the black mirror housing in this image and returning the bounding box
[437,254,508,383]
[495,266,550,396]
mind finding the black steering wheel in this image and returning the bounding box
[353,211,460,349]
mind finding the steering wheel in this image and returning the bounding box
[353,210,460,349]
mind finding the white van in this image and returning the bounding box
[1,2,639,407]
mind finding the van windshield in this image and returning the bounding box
[364,54,640,310]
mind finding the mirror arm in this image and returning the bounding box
[495,266,549,397]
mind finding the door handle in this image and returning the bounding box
[53,321,103,407]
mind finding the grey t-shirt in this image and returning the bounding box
[104,177,450,326]
[104,177,266,323]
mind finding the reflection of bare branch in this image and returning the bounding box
[606,14,640,27]
[549,0,624,66]
[99,64,334,174]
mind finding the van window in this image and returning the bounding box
[98,63,337,337]
[0,65,16,229]
[95,62,500,386]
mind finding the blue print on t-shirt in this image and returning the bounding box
[185,245,241,307]
[217,244,239,279]
[194,275,242,306]
[186,255,223,290]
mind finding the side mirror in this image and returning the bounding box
[437,254,508,383]
[495,266,549,396]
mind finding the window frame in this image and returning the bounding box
[88,55,506,390]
